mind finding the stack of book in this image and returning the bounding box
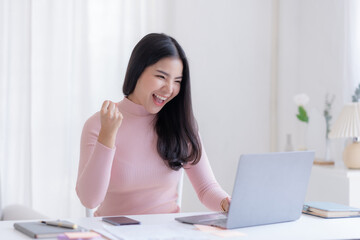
[303,202,360,219]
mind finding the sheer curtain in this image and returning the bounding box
[0,0,33,217]
[344,0,360,99]
[0,0,170,218]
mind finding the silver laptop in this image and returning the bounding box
[175,151,314,229]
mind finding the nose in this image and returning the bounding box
[163,81,174,94]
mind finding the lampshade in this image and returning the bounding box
[329,103,360,139]
[329,102,360,169]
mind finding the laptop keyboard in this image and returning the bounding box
[196,213,227,222]
[193,213,228,228]
[202,218,227,228]
[175,212,228,228]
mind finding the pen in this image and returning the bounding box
[41,220,78,229]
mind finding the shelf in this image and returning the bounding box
[306,164,360,208]
[311,165,360,178]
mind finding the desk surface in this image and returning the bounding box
[1,212,360,240]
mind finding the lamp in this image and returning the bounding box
[329,102,360,169]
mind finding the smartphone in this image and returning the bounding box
[102,216,140,226]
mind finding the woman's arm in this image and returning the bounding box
[185,142,230,212]
[76,101,123,209]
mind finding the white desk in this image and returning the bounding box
[1,212,360,240]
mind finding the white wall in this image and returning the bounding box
[2,0,353,217]
[166,0,273,212]
[277,0,346,166]
[169,0,351,212]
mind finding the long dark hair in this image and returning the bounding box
[123,33,201,170]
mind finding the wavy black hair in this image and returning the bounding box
[122,33,201,170]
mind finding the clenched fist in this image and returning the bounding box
[98,100,123,148]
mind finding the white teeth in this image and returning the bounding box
[154,94,167,101]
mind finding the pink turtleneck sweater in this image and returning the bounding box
[76,98,229,216]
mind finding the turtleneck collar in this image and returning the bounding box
[118,97,155,117]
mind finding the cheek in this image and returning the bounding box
[173,85,181,97]
[141,81,157,96]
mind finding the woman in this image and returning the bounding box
[76,33,230,217]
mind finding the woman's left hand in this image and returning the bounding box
[221,197,231,212]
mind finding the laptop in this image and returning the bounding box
[175,151,314,229]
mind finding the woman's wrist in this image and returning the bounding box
[98,130,117,149]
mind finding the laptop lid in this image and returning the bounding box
[226,151,314,229]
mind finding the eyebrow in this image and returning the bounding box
[156,70,182,80]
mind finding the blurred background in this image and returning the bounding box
[1,0,359,218]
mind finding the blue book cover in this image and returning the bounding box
[304,202,360,212]
[303,202,360,219]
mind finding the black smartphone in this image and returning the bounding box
[102,216,141,226]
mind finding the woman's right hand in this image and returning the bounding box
[98,100,123,148]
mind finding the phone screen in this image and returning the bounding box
[102,216,141,226]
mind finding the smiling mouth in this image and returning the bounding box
[153,94,167,105]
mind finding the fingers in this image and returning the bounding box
[99,100,123,148]
[101,100,110,113]
[226,197,231,210]
[226,197,231,212]
[101,100,119,119]
[107,102,116,118]
[100,100,123,123]
[221,197,231,212]
[115,110,123,120]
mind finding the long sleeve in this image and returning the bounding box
[76,113,116,209]
[75,98,228,216]
[185,144,230,211]
[75,98,180,216]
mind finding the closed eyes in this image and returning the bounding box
[155,70,182,84]
[155,75,165,79]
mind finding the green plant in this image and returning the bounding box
[294,93,310,123]
[297,106,309,123]
[352,83,360,102]
[324,94,335,139]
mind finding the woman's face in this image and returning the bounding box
[128,57,183,114]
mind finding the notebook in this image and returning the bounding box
[14,221,87,239]
[303,202,360,218]
[175,151,314,229]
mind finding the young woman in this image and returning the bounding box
[76,33,230,217]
